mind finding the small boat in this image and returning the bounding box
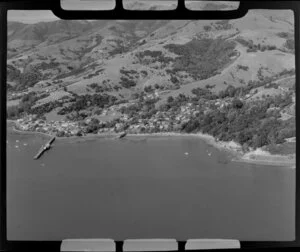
[184,152,189,156]
[208,152,212,156]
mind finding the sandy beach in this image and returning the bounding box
[233,149,296,169]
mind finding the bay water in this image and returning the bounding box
[7,130,295,241]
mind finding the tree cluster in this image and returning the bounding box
[57,93,117,115]
[164,38,236,80]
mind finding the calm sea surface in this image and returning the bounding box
[7,129,295,241]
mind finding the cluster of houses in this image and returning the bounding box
[7,90,30,101]
[14,100,205,136]
[13,90,239,137]
[110,103,200,134]
[16,115,83,137]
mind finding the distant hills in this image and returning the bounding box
[6,6,296,152]
[7,6,295,120]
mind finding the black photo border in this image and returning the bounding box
[0,0,299,251]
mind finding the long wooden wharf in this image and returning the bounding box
[33,136,56,160]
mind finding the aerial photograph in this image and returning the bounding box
[6,0,295,241]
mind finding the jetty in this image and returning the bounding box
[34,136,56,160]
[119,132,127,139]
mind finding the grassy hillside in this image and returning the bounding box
[7,9,295,152]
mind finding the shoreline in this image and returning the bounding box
[233,157,295,168]
[7,122,295,168]
[8,125,54,139]
[233,149,296,169]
